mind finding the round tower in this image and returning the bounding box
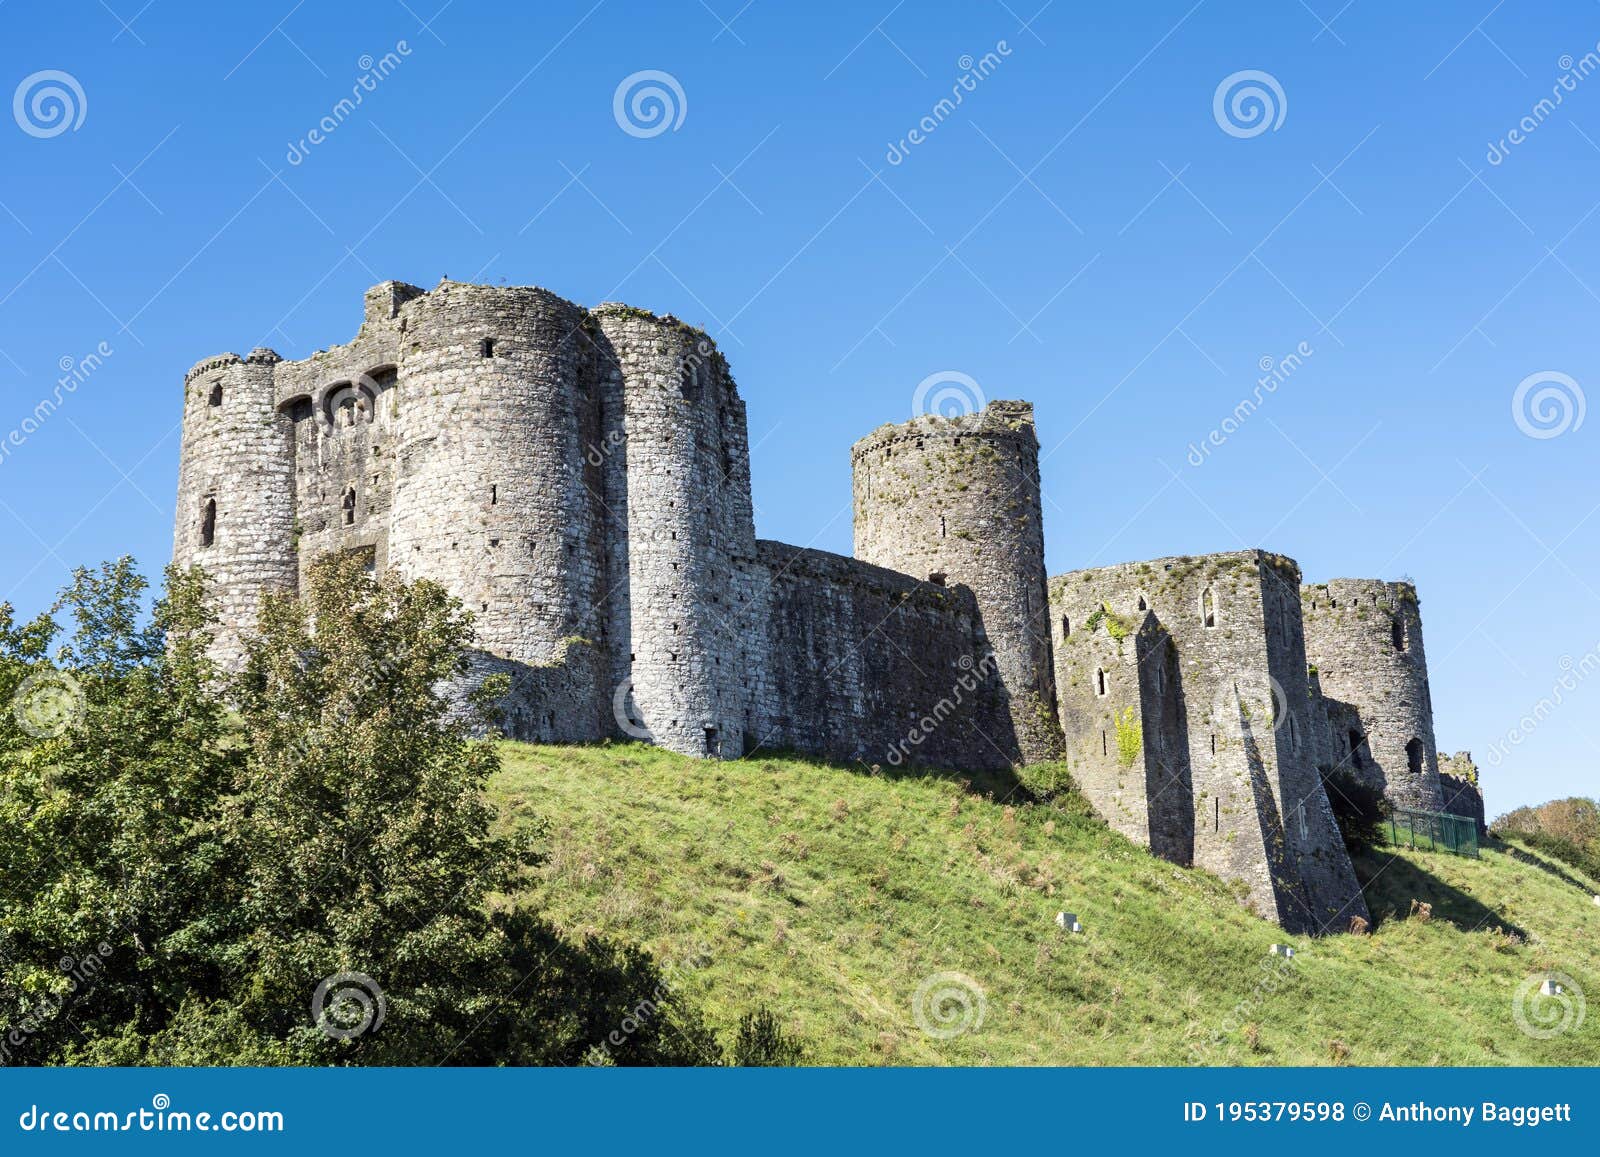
[851,400,1062,763]
[1300,578,1443,811]
[590,305,756,760]
[172,347,297,670]
[384,282,609,739]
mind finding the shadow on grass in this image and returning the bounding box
[1490,838,1599,897]
[1351,845,1527,939]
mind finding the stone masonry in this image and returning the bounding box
[174,278,1468,932]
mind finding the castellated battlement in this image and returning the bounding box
[173,277,1466,934]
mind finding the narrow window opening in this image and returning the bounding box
[1406,737,1424,776]
[343,487,356,525]
[479,338,496,357]
[1201,587,1216,628]
[939,514,946,538]
[1061,615,1070,639]
[207,383,223,407]
[1101,730,1107,757]
[1210,732,1216,755]
[1095,667,1107,696]
[199,498,216,547]
[1137,594,1148,611]
[1297,802,1308,840]
[1392,617,1407,651]
[490,484,498,505]
[1214,798,1220,832]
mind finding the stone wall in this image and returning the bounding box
[1438,751,1486,836]
[851,402,1062,763]
[742,541,1014,770]
[1050,551,1369,935]
[1301,580,1444,811]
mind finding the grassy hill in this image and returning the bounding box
[490,742,1599,1066]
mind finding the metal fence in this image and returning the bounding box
[1384,807,1480,858]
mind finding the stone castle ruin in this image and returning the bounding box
[173,278,1482,934]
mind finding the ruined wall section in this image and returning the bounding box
[1051,552,1367,934]
[1301,579,1443,812]
[1438,751,1486,835]
[592,306,756,759]
[174,348,296,669]
[745,542,1011,770]
[852,402,1061,764]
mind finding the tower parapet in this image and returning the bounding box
[1301,579,1444,811]
[851,401,1062,763]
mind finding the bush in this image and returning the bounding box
[727,1007,805,1066]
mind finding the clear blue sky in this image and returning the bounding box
[2,0,1595,815]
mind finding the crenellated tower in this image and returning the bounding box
[850,401,1063,763]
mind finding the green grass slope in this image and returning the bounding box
[491,742,1599,1066]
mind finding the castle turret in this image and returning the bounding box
[850,401,1062,763]
[591,305,756,759]
[382,281,611,740]
[1300,579,1444,812]
[173,347,296,668]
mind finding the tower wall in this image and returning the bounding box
[1052,552,1368,935]
[591,306,755,759]
[851,402,1062,764]
[1301,579,1444,811]
[381,282,610,741]
[173,348,296,669]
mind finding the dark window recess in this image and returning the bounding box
[1137,594,1147,610]
[1406,737,1424,776]
[1348,730,1365,770]
[1061,615,1070,638]
[490,484,498,505]
[1392,617,1407,651]
[343,487,356,525]
[199,498,216,547]
[703,727,719,756]
[208,383,223,407]
[479,338,496,357]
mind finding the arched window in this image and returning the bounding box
[1137,593,1148,611]
[1201,587,1216,628]
[1095,667,1107,697]
[343,486,357,525]
[208,382,223,407]
[1391,616,1407,651]
[199,498,216,548]
[1061,615,1070,639]
[1406,737,1424,776]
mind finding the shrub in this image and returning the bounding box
[1320,766,1388,851]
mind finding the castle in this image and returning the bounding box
[173,278,1482,935]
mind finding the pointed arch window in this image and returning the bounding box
[199,498,216,548]
[343,486,357,526]
[1201,587,1217,628]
